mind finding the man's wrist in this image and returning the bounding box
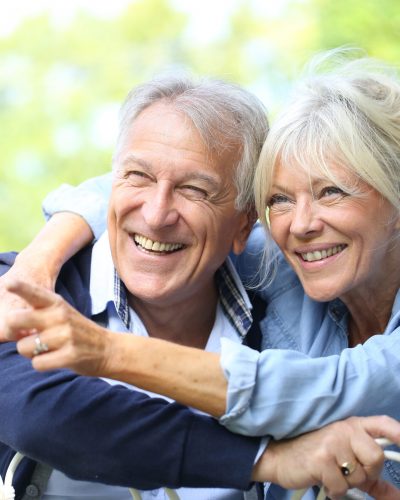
[251,439,277,483]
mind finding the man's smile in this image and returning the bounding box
[133,233,185,254]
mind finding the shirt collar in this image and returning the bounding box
[216,258,253,339]
[90,231,253,337]
[90,231,118,313]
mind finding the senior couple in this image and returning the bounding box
[1,50,400,499]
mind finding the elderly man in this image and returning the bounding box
[0,73,269,499]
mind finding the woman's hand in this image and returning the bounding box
[4,279,113,375]
[0,213,94,341]
[0,257,56,341]
[252,415,400,499]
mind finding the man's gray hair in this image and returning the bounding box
[255,49,400,225]
[114,73,269,212]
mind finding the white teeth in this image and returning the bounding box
[301,245,345,262]
[133,234,184,253]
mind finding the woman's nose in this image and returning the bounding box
[289,201,323,237]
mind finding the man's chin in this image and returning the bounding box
[124,279,180,304]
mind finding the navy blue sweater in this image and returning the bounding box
[0,248,260,498]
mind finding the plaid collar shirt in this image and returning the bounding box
[113,260,253,341]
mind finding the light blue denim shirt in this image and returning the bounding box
[43,175,400,495]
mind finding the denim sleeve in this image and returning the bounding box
[42,173,112,240]
[219,333,400,438]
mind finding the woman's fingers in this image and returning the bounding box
[31,347,74,372]
[17,327,64,358]
[15,309,113,377]
[5,307,62,339]
[0,276,29,340]
[6,279,58,309]
[3,282,71,341]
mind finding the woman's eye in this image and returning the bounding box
[180,185,208,200]
[320,186,346,198]
[267,193,291,207]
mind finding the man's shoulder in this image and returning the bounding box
[56,245,94,315]
[0,251,18,276]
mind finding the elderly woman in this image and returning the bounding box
[2,52,400,498]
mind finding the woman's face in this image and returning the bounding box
[268,161,400,302]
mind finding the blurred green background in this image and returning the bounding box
[1,0,399,250]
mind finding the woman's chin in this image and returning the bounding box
[303,286,340,303]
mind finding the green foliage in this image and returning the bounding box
[1,0,399,250]
[313,0,400,61]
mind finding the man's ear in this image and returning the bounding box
[231,208,257,255]
[395,212,400,230]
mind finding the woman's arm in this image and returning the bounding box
[7,280,228,416]
[7,280,400,443]
[42,172,111,240]
[6,281,400,497]
[3,175,400,445]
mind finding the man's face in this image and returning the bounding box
[108,102,252,308]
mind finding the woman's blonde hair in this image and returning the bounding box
[255,49,400,230]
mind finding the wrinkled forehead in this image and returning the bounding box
[116,101,240,172]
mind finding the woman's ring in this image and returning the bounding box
[340,461,356,476]
[33,335,49,356]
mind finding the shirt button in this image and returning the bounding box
[25,484,40,497]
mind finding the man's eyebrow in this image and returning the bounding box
[120,154,221,190]
[121,154,153,171]
[180,172,221,190]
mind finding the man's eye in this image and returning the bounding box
[267,194,291,207]
[179,185,208,200]
[124,170,151,185]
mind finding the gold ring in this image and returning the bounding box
[33,335,49,356]
[340,461,356,476]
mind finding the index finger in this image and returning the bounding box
[6,280,58,309]
[357,416,400,450]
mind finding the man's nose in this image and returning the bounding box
[141,183,179,229]
[289,200,323,237]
